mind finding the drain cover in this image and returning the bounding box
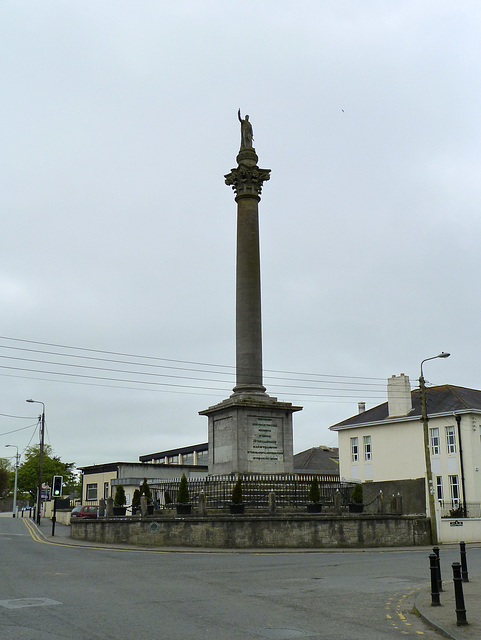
[0,598,62,610]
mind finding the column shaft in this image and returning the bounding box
[234,195,265,394]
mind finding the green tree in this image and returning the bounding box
[140,478,152,503]
[232,477,243,504]
[308,477,321,503]
[114,484,126,507]
[16,445,76,502]
[0,468,9,498]
[351,483,363,504]
[177,473,190,504]
[132,489,141,510]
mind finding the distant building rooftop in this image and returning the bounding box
[293,445,339,476]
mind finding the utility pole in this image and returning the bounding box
[27,399,45,525]
[419,353,450,545]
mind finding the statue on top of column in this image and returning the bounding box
[238,109,254,149]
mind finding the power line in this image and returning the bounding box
[0,421,40,438]
[0,335,387,382]
[0,344,387,387]
[0,354,391,394]
[0,335,414,404]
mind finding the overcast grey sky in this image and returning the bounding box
[1,2,480,470]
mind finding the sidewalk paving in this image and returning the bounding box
[24,514,481,639]
[415,576,481,640]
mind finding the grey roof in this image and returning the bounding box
[293,446,339,475]
[139,442,208,462]
[330,384,481,430]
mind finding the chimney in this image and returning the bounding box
[387,374,412,417]
[358,402,366,414]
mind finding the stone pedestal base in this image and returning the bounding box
[200,395,302,475]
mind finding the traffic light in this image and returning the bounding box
[52,475,63,498]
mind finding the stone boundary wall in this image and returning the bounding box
[71,514,430,549]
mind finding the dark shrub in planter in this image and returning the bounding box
[113,484,127,516]
[229,477,245,514]
[307,477,322,512]
[176,473,191,515]
[131,489,141,515]
[349,483,364,513]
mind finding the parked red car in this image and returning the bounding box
[70,505,98,520]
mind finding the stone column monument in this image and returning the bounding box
[200,111,302,475]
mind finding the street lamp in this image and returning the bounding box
[419,352,450,544]
[5,445,20,517]
[26,399,45,525]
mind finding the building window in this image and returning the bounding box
[167,455,179,464]
[449,475,460,506]
[446,426,457,454]
[182,452,194,465]
[430,428,440,456]
[351,437,359,462]
[86,483,98,500]
[197,450,208,465]
[436,476,444,505]
[363,436,372,461]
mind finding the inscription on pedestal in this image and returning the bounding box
[247,417,284,462]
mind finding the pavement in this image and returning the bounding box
[13,512,481,639]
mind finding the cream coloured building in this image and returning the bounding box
[330,374,481,520]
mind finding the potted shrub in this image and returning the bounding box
[140,478,154,515]
[349,483,364,513]
[229,476,245,515]
[113,485,127,516]
[307,477,322,513]
[131,489,141,515]
[176,473,191,515]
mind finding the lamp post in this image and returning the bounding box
[5,445,20,517]
[419,352,450,544]
[26,399,45,525]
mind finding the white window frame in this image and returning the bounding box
[436,476,444,505]
[446,426,457,454]
[430,427,440,456]
[351,437,359,463]
[449,474,460,506]
[363,435,372,462]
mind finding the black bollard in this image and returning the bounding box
[433,546,443,592]
[429,553,441,606]
[459,541,469,582]
[452,562,468,626]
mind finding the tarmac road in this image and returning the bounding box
[1,513,480,640]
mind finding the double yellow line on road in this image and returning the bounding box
[21,518,173,553]
[22,518,51,544]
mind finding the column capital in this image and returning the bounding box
[225,151,271,199]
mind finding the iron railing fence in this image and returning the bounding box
[148,474,353,510]
[439,502,481,519]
